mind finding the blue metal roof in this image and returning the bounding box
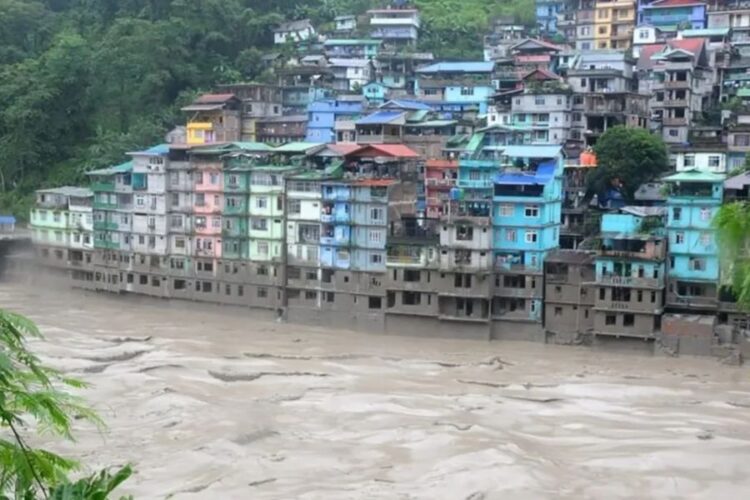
[132,144,169,155]
[381,99,432,110]
[355,111,404,125]
[502,145,562,158]
[417,62,494,74]
[0,215,16,224]
[494,162,556,185]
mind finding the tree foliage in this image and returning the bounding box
[0,0,537,219]
[587,126,670,202]
[714,202,750,309]
[0,309,132,499]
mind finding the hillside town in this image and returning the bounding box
[23,0,750,360]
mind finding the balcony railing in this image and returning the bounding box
[597,275,662,288]
[662,116,689,126]
[425,178,456,187]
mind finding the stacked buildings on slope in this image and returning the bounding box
[23,1,750,358]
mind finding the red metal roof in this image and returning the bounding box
[348,144,421,158]
[668,37,705,55]
[194,93,237,104]
[522,68,560,81]
[328,143,361,155]
[425,159,458,169]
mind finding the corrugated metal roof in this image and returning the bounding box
[409,119,457,128]
[663,169,725,182]
[681,28,729,37]
[494,162,556,185]
[0,215,17,224]
[87,161,133,176]
[725,172,750,190]
[465,132,485,153]
[355,111,405,125]
[194,93,236,104]
[329,58,370,68]
[37,186,93,197]
[502,145,562,158]
[130,144,169,155]
[274,142,325,153]
[348,144,420,158]
[324,39,381,46]
[417,61,494,73]
[380,99,432,110]
[406,109,429,122]
[181,104,225,112]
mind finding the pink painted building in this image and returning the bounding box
[192,156,224,258]
[424,159,458,218]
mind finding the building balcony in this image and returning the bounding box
[460,159,498,168]
[93,201,118,210]
[666,293,718,310]
[594,300,662,315]
[93,221,118,231]
[664,80,691,90]
[320,235,350,246]
[663,99,688,108]
[193,205,222,215]
[386,252,427,267]
[458,179,493,189]
[600,248,664,261]
[596,275,663,288]
[425,178,456,188]
[662,116,689,126]
[91,181,115,192]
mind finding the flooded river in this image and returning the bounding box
[2,282,750,499]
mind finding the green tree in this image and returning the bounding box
[0,309,132,498]
[586,126,670,202]
[714,202,750,309]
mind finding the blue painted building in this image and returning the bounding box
[535,0,565,35]
[320,181,353,269]
[415,62,495,114]
[362,81,389,105]
[350,180,391,272]
[305,98,364,143]
[664,169,724,312]
[638,0,707,33]
[593,207,667,338]
[491,144,563,324]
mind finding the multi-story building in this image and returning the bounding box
[598,0,637,50]
[638,37,713,144]
[277,65,334,114]
[328,58,373,92]
[510,81,573,145]
[415,62,496,114]
[483,18,527,61]
[727,105,750,170]
[569,50,649,146]
[334,15,357,33]
[543,249,596,341]
[561,150,598,248]
[217,83,282,142]
[305,98,364,143]
[707,0,750,48]
[670,144,728,174]
[181,94,241,145]
[664,169,724,313]
[593,207,667,339]
[638,0,708,36]
[274,19,315,45]
[255,115,308,144]
[368,8,420,47]
[491,145,564,337]
[30,187,93,272]
[536,0,566,35]
[324,39,381,59]
[424,160,458,218]
[575,0,598,50]
[375,50,434,96]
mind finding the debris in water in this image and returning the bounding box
[476,356,513,369]
[248,478,276,487]
[208,370,329,382]
[434,421,473,431]
[697,431,714,440]
[466,492,486,500]
[728,400,750,408]
[457,379,509,389]
[504,395,563,404]
[85,351,148,363]
[105,336,153,344]
[138,364,184,373]
[83,363,111,374]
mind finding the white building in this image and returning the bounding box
[274,19,315,45]
[671,148,728,174]
[328,58,372,91]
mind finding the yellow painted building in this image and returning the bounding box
[594,0,636,50]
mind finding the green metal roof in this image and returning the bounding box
[738,88,750,97]
[274,142,325,153]
[87,161,133,176]
[680,28,729,37]
[663,169,725,183]
[406,109,429,123]
[408,119,457,128]
[465,132,485,153]
[193,142,272,154]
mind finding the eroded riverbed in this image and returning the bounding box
[2,283,750,499]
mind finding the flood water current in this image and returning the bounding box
[2,282,750,499]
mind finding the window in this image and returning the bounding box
[524,205,539,218]
[505,229,516,242]
[639,29,649,40]
[554,307,563,317]
[139,275,148,285]
[402,292,421,306]
[175,238,185,249]
[700,208,711,221]
[700,233,711,246]
[708,155,721,168]
[499,204,513,216]
[691,258,706,271]
[683,155,695,167]
[525,231,538,243]
[368,296,382,309]
[371,254,383,264]
[369,230,382,243]
[257,265,268,276]
[675,232,685,244]
[212,217,221,228]
[258,287,268,298]
[672,207,682,221]
[460,87,474,96]
[605,314,616,326]
[305,291,317,300]
[623,314,635,327]
[256,197,268,209]
[257,242,269,255]
[251,218,268,231]
[534,97,545,106]
[174,279,186,290]
[289,200,301,215]
[370,208,383,221]
[669,129,679,137]
[195,193,205,206]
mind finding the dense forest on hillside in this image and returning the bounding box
[0,0,533,218]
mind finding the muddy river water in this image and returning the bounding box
[2,283,750,499]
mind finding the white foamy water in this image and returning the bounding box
[2,283,750,499]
